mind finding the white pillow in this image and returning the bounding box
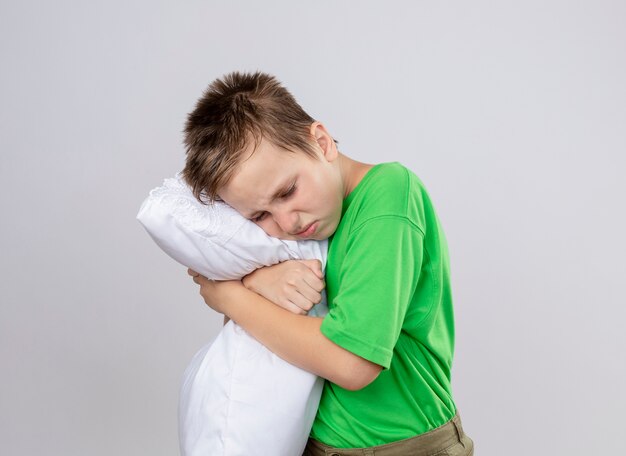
[136,173,328,287]
[137,173,328,456]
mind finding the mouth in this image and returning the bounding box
[294,221,318,238]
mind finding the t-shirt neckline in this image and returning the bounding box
[342,162,398,215]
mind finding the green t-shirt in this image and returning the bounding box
[309,162,457,448]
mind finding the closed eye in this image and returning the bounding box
[280,182,297,199]
[249,181,296,223]
[251,211,268,222]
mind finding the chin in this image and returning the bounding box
[312,226,334,241]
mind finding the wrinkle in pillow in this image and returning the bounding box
[137,173,328,456]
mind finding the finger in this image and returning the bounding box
[280,297,308,315]
[193,274,210,285]
[300,259,323,279]
[302,273,326,294]
[295,278,323,304]
[287,289,315,312]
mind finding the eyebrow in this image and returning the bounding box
[246,179,294,219]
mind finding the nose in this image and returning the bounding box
[273,209,300,234]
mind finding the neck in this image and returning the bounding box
[337,152,374,199]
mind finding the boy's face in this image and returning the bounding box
[218,129,344,241]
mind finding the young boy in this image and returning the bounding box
[183,71,474,455]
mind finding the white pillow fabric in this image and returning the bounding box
[137,173,328,456]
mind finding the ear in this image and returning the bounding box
[309,121,338,162]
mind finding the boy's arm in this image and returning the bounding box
[193,276,382,391]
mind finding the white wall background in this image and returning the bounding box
[1,1,624,454]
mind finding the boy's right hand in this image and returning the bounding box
[242,259,325,315]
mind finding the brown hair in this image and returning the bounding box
[181,71,324,204]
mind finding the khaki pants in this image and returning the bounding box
[302,413,474,456]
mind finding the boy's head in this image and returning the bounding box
[182,71,327,204]
[182,71,345,240]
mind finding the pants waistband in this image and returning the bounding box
[305,413,468,456]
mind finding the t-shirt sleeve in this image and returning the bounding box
[320,216,424,369]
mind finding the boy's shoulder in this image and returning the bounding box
[366,161,408,181]
[355,161,425,203]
